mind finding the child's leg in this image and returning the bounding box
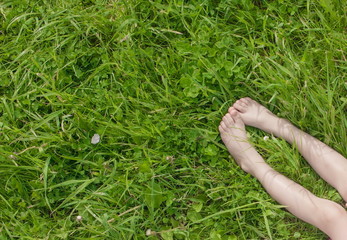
[219,109,347,239]
[232,97,347,202]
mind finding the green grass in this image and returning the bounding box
[1,0,346,239]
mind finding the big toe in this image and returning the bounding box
[239,97,251,104]
[230,109,244,127]
[233,100,248,113]
[243,97,253,102]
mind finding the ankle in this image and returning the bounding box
[268,117,296,140]
[238,152,268,177]
[257,115,284,136]
[278,119,301,142]
[250,161,272,179]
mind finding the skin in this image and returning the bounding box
[219,97,347,240]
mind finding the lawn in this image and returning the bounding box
[0,0,346,239]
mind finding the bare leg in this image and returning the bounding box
[232,97,347,202]
[219,109,347,239]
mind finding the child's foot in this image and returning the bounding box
[232,97,292,136]
[219,107,265,175]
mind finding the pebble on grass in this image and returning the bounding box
[91,134,100,144]
[76,215,82,221]
[146,229,156,236]
[263,136,269,141]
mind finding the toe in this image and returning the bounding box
[228,106,236,113]
[233,111,243,124]
[219,121,226,131]
[229,111,246,130]
[245,97,256,106]
[233,101,246,113]
[240,98,248,104]
[240,97,252,105]
[220,121,228,131]
[218,125,224,133]
[237,100,247,107]
[222,115,228,124]
[229,109,238,119]
[224,113,234,125]
[222,115,232,128]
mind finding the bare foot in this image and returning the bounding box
[232,97,293,137]
[232,97,347,203]
[219,107,265,175]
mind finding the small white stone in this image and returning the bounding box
[91,134,100,144]
[76,215,82,221]
[263,136,269,141]
[145,229,152,236]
